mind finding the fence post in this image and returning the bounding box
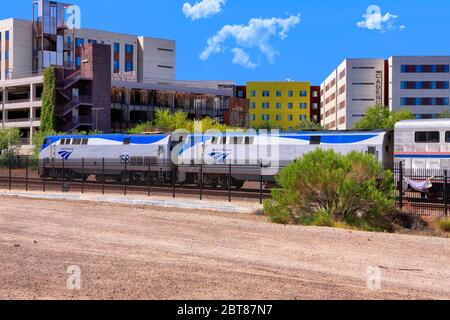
[8,157,12,191]
[124,161,128,196]
[147,159,151,197]
[25,156,29,192]
[228,163,232,203]
[260,162,263,205]
[445,170,448,217]
[172,163,176,199]
[62,158,65,193]
[43,158,46,193]
[102,158,105,195]
[199,163,203,201]
[399,161,404,210]
[81,158,85,194]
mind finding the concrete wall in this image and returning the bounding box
[0,19,33,80]
[137,36,176,82]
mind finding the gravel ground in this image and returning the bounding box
[0,195,449,300]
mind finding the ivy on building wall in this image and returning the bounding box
[40,67,57,132]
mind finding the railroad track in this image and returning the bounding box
[0,177,272,201]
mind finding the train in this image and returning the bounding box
[37,119,450,190]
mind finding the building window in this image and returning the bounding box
[250,90,256,97]
[300,90,308,97]
[312,103,319,110]
[75,56,81,67]
[300,103,307,109]
[339,69,346,79]
[262,102,270,109]
[237,90,244,98]
[75,38,84,47]
[288,103,293,109]
[250,102,256,109]
[276,103,282,109]
[113,43,120,73]
[276,115,282,121]
[5,30,9,41]
[415,131,440,143]
[276,90,282,97]
[300,115,307,121]
[125,61,134,72]
[401,81,449,90]
[113,60,120,73]
[250,114,256,121]
[288,115,293,121]
[312,91,319,98]
[124,44,134,72]
[262,115,270,121]
[401,64,450,73]
[401,97,449,106]
[262,90,270,97]
[288,91,293,97]
[339,85,346,95]
[125,44,134,54]
[88,39,97,44]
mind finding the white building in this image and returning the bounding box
[320,58,387,130]
[389,56,450,119]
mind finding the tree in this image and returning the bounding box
[438,110,450,119]
[0,128,22,160]
[353,105,413,130]
[294,119,324,131]
[40,67,57,132]
[129,109,234,133]
[264,149,396,231]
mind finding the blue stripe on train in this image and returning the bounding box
[283,135,378,144]
[395,154,450,159]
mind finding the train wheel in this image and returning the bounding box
[232,179,245,190]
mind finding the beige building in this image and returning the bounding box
[321,58,387,130]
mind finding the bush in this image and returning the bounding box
[437,218,450,233]
[264,149,396,231]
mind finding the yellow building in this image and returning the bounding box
[246,81,311,130]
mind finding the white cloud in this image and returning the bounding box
[200,14,301,67]
[357,5,404,32]
[182,0,226,21]
[231,48,258,69]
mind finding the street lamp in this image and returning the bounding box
[92,107,105,132]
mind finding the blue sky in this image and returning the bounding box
[3,0,450,84]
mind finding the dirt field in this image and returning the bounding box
[0,195,449,300]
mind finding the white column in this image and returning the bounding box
[2,86,6,129]
[29,83,34,145]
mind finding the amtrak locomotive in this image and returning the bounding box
[38,130,393,188]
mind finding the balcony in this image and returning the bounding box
[65,116,93,132]
[63,95,93,116]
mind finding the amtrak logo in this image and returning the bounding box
[209,152,229,163]
[58,151,73,160]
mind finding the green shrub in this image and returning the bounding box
[41,67,56,132]
[265,149,396,231]
[0,128,22,160]
[437,218,450,233]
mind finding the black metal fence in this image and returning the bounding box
[0,156,448,217]
[393,162,449,218]
[0,156,272,204]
